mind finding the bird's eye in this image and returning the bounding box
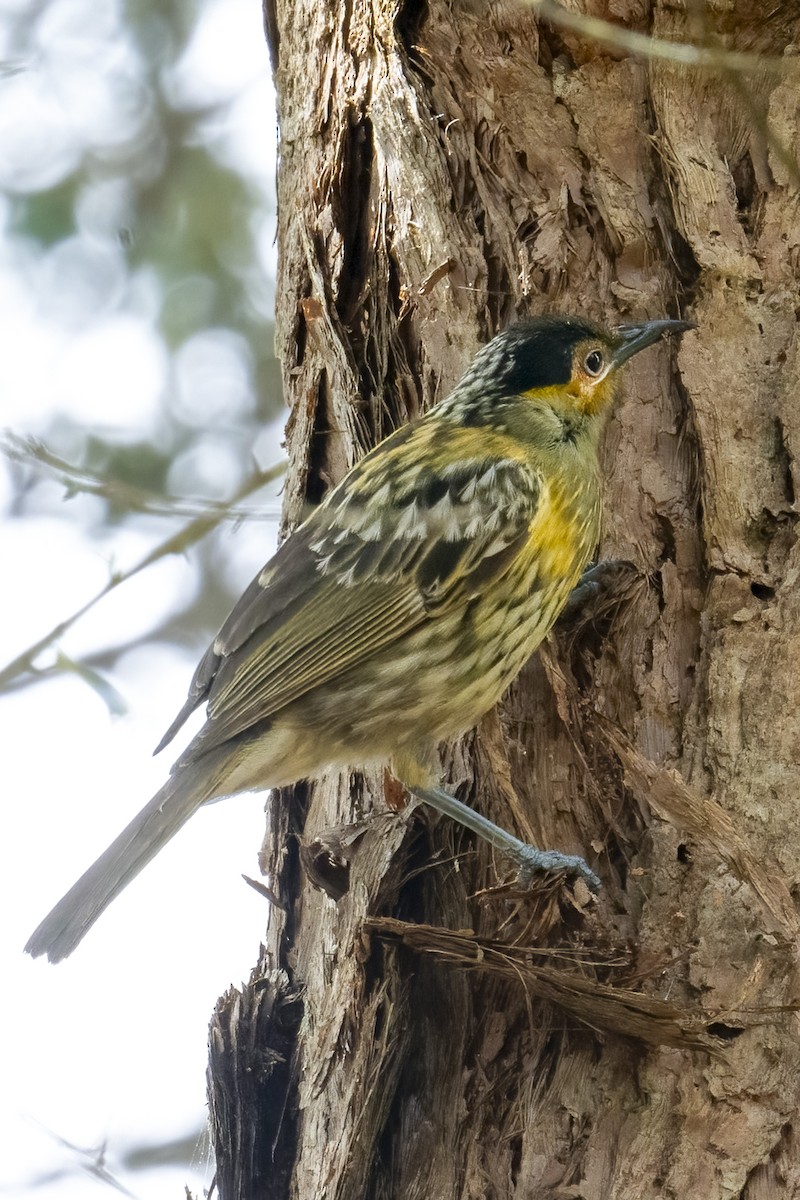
[584,349,605,377]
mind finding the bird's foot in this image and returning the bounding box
[513,844,600,892]
[556,558,639,629]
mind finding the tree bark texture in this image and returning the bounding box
[208,2,800,1197]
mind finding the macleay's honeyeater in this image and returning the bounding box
[26,314,692,962]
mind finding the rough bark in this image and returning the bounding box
[207,2,800,1197]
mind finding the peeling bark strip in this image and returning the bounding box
[600,716,800,942]
[208,968,303,1199]
[364,915,721,1053]
[205,0,800,1196]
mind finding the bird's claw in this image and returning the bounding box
[515,846,601,893]
[556,558,639,628]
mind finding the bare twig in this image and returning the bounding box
[0,460,286,694]
[529,0,799,79]
[2,432,286,522]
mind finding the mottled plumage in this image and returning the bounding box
[26,314,693,962]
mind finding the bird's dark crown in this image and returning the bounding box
[467,315,605,395]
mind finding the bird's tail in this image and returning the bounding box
[25,752,230,963]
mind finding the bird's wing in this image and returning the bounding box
[159,420,542,756]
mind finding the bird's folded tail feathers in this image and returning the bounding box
[25,753,228,964]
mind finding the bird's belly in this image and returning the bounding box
[269,477,601,780]
[280,559,585,768]
[412,567,579,739]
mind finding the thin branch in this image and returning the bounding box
[25,1119,140,1199]
[2,433,285,522]
[0,460,286,694]
[529,0,799,79]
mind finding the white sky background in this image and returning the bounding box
[1,1,282,1196]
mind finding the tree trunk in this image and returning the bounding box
[208,2,800,1197]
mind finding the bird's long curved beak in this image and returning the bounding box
[611,318,696,369]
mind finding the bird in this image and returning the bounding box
[25,313,693,962]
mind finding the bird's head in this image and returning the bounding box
[447,314,694,430]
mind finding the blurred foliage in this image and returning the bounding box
[0,0,284,679]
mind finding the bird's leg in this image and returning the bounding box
[407,783,601,892]
[556,558,639,629]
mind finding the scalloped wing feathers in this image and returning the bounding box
[159,421,542,759]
